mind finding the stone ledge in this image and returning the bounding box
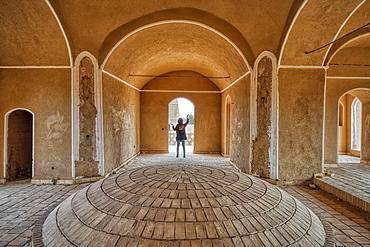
[315,177,370,213]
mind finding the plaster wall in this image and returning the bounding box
[278,68,325,183]
[141,93,220,153]
[0,69,72,180]
[222,75,250,172]
[102,74,140,173]
[140,71,220,154]
[324,79,370,164]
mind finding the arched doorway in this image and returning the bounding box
[224,96,231,156]
[168,98,195,154]
[337,94,361,164]
[4,109,34,181]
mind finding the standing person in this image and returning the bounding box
[170,115,189,158]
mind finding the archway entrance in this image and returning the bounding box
[5,109,33,181]
[168,98,194,154]
[337,94,361,164]
[224,96,231,156]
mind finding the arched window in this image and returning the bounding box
[351,98,361,151]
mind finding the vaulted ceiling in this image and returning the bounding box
[1,0,369,88]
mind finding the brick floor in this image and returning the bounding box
[284,186,370,246]
[0,154,369,246]
[42,156,328,246]
[0,180,86,247]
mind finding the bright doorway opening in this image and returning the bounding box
[168,98,195,154]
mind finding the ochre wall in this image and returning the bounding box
[0,69,72,180]
[102,74,140,173]
[221,75,250,172]
[140,71,221,154]
[278,68,325,183]
[324,79,370,164]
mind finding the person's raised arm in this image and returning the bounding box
[171,123,176,131]
[185,114,190,126]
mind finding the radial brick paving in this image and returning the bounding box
[42,156,328,246]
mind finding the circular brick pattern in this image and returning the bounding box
[42,165,328,246]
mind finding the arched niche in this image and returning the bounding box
[73,52,104,177]
[250,51,278,179]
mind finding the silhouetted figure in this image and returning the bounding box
[171,115,189,158]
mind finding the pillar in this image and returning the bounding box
[278,68,325,183]
[323,79,339,165]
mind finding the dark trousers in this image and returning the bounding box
[176,140,186,157]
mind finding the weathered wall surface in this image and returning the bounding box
[0,69,72,180]
[362,102,370,164]
[7,110,33,180]
[324,79,370,164]
[251,57,272,177]
[141,71,221,153]
[75,57,98,177]
[222,75,250,172]
[102,74,140,173]
[278,68,325,183]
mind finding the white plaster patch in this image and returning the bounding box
[46,112,68,144]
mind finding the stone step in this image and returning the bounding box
[314,176,370,213]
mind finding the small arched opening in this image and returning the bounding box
[168,98,195,155]
[4,109,34,181]
[337,94,361,164]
